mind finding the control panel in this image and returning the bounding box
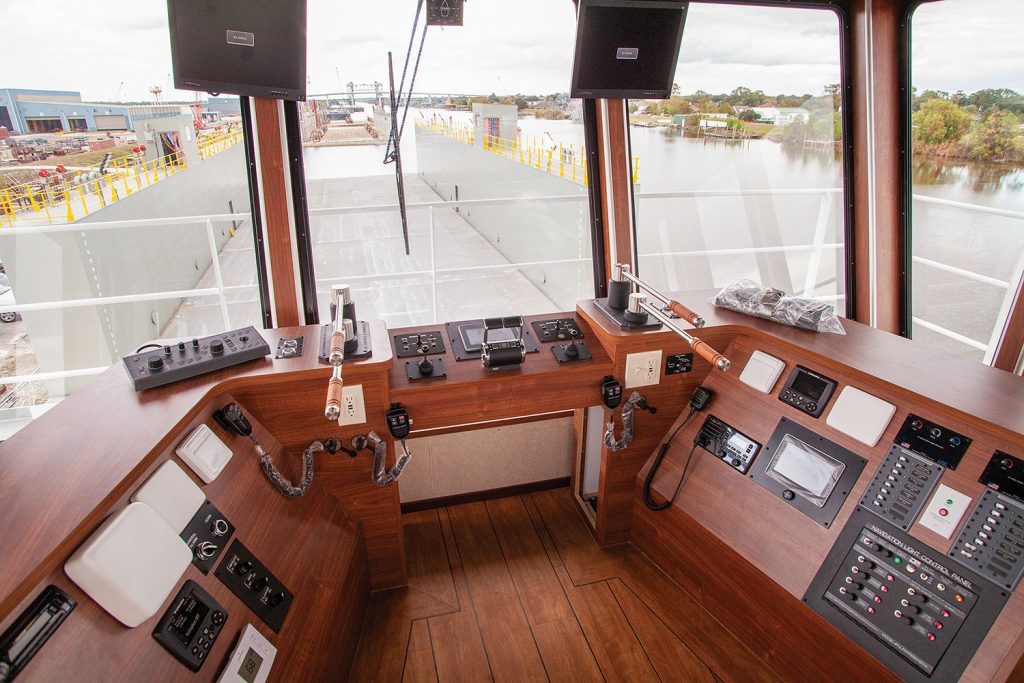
[446,318,539,362]
[777,365,836,418]
[694,414,760,474]
[894,414,972,470]
[393,331,446,359]
[122,327,270,391]
[951,489,1024,590]
[152,580,227,672]
[531,318,584,343]
[181,501,235,574]
[979,450,1024,501]
[215,540,293,632]
[860,446,944,530]
[0,586,75,681]
[664,353,693,376]
[807,510,1008,683]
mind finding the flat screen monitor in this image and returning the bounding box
[166,0,307,101]
[570,0,688,100]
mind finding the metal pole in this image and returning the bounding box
[205,218,231,329]
[387,51,411,256]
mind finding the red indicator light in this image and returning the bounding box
[867,607,876,614]
[887,575,894,582]
[927,633,936,641]
[874,596,882,603]
[942,610,950,618]
[934,621,943,629]
[880,586,889,593]
[939,508,948,517]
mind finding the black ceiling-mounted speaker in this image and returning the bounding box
[570,0,689,100]
[166,0,307,101]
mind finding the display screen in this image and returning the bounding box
[766,435,845,506]
[790,370,829,401]
[460,325,518,350]
[238,647,264,683]
[169,592,209,647]
[8,611,51,662]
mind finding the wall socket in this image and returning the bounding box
[624,350,662,388]
[338,384,366,426]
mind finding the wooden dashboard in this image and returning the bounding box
[0,299,1022,681]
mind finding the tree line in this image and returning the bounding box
[911,88,1023,163]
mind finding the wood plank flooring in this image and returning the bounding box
[349,488,782,682]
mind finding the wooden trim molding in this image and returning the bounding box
[993,277,1024,373]
[604,99,634,270]
[851,0,904,332]
[253,97,300,327]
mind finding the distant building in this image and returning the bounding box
[751,106,811,125]
[0,88,217,135]
[205,97,242,118]
[472,103,518,147]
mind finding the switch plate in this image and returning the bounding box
[337,384,366,426]
[919,483,972,539]
[624,350,662,388]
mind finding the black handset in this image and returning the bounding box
[214,403,253,438]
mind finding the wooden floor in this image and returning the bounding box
[349,488,782,682]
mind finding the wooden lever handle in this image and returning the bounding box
[668,300,705,328]
[690,338,730,372]
[325,375,344,420]
[328,330,345,365]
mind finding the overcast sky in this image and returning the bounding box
[0,0,1020,102]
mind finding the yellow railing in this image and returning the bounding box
[415,118,640,186]
[0,151,188,226]
[197,129,243,160]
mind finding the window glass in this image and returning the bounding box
[0,2,262,433]
[909,0,1024,364]
[628,5,846,311]
[304,0,594,328]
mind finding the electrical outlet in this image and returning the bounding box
[337,384,366,426]
[624,350,662,388]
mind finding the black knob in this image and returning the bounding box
[1002,458,1014,470]
[178,341,186,352]
[237,560,253,575]
[210,339,225,356]
[162,345,171,357]
[268,591,285,607]
[192,338,200,348]
[211,610,225,625]
[841,591,857,602]
[898,616,914,626]
[782,489,795,501]
[730,458,740,467]
[852,571,869,580]
[253,576,269,591]
[909,592,927,604]
[147,356,164,372]
[564,342,579,357]
[418,358,434,375]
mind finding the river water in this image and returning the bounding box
[302,112,1024,360]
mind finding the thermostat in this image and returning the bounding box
[217,623,277,683]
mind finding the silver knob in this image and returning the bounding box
[212,519,229,537]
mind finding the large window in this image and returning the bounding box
[0,3,262,434]
[628,4,847,310]
[908,0,1024,364]
[304,0,595,327]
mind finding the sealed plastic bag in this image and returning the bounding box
[711,279,846,335]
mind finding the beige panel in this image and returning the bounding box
[94,115,127,131]
[399,417,574,503]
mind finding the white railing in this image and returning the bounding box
[1,189,1020,389]
[910,194,1024,363]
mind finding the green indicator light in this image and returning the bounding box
[946,499,954,505]
[894,557,902,564]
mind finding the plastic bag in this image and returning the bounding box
[711,279,846,335]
